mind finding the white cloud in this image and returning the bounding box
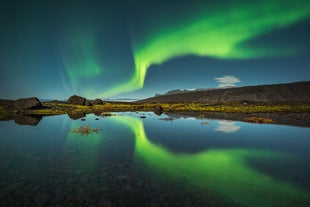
[215,120,240,133]
[214,75,240,88]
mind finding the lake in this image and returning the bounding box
[0,112,309,207]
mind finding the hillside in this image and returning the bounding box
[138,81,310,103]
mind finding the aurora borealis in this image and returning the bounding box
[0,0,310,99]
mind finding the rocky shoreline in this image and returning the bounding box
[0,95,310,127]
[1,84,310,127]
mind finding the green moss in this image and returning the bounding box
[159,103,310,113]
[244,117,273,124]
[0,102,309,119]
[0,106,14,119]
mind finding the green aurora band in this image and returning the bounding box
[113,116,309,207]
[104,0,310,97]
[59,27,102,95]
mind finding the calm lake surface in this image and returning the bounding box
[0,112,309,207]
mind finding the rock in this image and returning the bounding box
[2,183,19,194]
[154,105,163,115]
[85,100,92,106]
[13,97,43,110]
[13,115,42,126]
[140,116,146,119]
[97,198,113,207]
[67,95,86,105]
[0,99,14,109]
[34,193,49,207]
[92,98,103,105]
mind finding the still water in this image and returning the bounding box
[0,112,309,207]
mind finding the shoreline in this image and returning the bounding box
[1,101,310,116]
[1,101,310,127]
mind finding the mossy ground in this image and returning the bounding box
[1,102,310,119]
[243,117,273,124]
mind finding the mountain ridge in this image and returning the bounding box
[138,81,310,103]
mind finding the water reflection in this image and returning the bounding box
[215,120,240,133]
[0,113,309,206]
[67,112,86,120]
[13,114,42,126]
[113,116,309,207]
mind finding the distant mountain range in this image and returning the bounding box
[138,81,310,103]
[103,98,138,102]
[155,88,213,97]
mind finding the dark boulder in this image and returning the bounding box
[92,98,103,105]
[154,105,163,115]
[13,97,43,110]
[0,99,14,109]
[85,100,93,106]
[67,95,86,105]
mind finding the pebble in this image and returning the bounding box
[34,193,49,206]
[97,198,113,207]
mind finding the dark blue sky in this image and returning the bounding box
[0,0,310,100]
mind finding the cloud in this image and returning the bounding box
[214,75,240,88]
[215,120,240,133]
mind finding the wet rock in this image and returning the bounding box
[154,105,163,115]
[13,114,42,126]
[85,100,93,106]
[2,183,19,194]
[0,99,14,109]
[81,118,86,121]
[140,116,146,119]
[67,95,86,105]
[92,98,103,105]
[49,194,65,205]
[13,97,43,110]
[34,193,49,207]
[97,198,113,207]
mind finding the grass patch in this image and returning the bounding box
[159,103,310,113]
[244,117,273,124]
[0,106,14,119]
[70,125,100,136]
[1,102,309,119]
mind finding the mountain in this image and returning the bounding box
[138,81,310,103]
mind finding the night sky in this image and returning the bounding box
[1,0,310,100]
